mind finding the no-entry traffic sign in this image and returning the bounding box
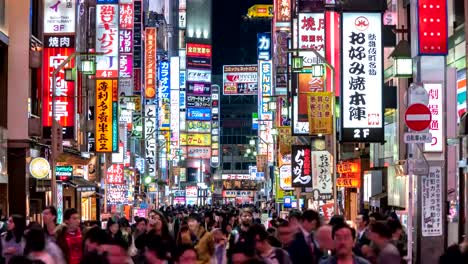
[405,103,432,131]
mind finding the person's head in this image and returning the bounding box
[266,227,276,237]
[248,224,271,253]
[6,214,26,243]
[355,214,369,230]
[135,217,148,233]
[144,234,171,264]
[174,244,198,264]
[187,213,201,233]
[369,212,382,224]
[368,221,392,247]
[149,210,169,236]
[301,210,320,232]
[231,243,255,264]
[25,227,46,253]
[106,218,120,235]
[288,210,302,230]
[98,241,129,264]
[42,206,57,226]
[272,213,278,220]
[240,208,253,227]
[64,208,80,231]
[84,226,109,253]
[387,218,403,240]
[277,221,294,246]
[211,228,226,245]
[328,215,346,227]
[315,224,334,251]
[118,218,131,233]
[332,223,356,259]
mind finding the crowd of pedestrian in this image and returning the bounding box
[0,205,467,264]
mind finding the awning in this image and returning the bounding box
[370,192,387,208]
[69,177,96,192]
[56,152,91,166]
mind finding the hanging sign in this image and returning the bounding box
[291,145,312,187]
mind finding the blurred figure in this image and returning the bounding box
[144,234,171,264]
[174,245,198,264]
[315,225,334,255]
[1,214,26,264]
[354,214,371,256]
[249,224,292,264]
[187,213,214,264]
[439,237,468,264]
[319,223,370,264]
[288,210,322,264]
[56,208,83,264]
[230,243,256,264]
[106,218,125,245]
[83,226,108,254]
[98,239,132,264]
[42,206,58,241]
[368,221,401,264]
[134,218,147,239]
[287,210,302,232]
[277,221,294,248]
[211,228,227,264]
[24,227,55,264]
[387,218,407,258]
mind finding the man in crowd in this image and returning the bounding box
[249,224,292,264]
[287,210,322,264]
[42,206,57,241]
[354,214,371,256]
[368,221,401,264]
[56,208,83,264]
[319,223,370,264]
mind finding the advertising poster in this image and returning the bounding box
[421,166,443,236]
[311,151,333,200]
[307,92,333,135]
[223,65,258,95]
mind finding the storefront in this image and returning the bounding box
[222,190,255,204]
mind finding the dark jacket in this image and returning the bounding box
[287,231,322,264]
[319,255,371,264]
[354,229,371,256]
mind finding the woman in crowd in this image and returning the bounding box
[1,214,26,264]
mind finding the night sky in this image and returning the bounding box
[212,0,273,75]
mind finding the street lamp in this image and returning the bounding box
[292,56,304,72]
[389,39,412,78]
[311,64,325,78]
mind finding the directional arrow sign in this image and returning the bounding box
[405,103,432,131]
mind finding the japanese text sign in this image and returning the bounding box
[275,0,291,23]
[95,79,118,153]
[181,134,211,146]
[119,3,134,29]
[311,151,333,199]
[421,166,443,236]
[119,30,133,53]
[186,43,212,58]
[417,0,448,55]
[258,60,273,121]
[145,28,157,98]
[187,108,211,121]
[144,104,157,177]
[119,54,133,78]
[44,35,75,48]
[187,147,212,159]
[280,165,294,191]
[307,92,333,135]
[257,33,271,60]
[187,69,211,83]
[158,60,171,129]
[42,47,75,139]
[187,121,211,133]
[96,4,119,78]
[424,83,444,152]
[291,145,312,187]
[107,164,124,184]
[223,65,258,95]
[341,12,383,143]
[107,184,129,205]
[298,13,325,66]
[44,0,76,34]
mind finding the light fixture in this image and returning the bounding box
[64,68,75,81]
[292,56,303,72]
[253,151,257,156]
[311,64,324,77]
[249,139,256,146]
[389,39,412,78]
[81,60,96,75]
[271,128,278,136]
[318,133,323,137]
[126,102,135,111]
[268,101,277,111]
[246,148,252,154]
[260,124,266,131]
[244,153,248,158]
[144,175,152,185]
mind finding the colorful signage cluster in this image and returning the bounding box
[95,80,118,153]
[96,3,119,78]
[340,12,383,142]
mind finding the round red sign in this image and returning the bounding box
[405,103,432,131]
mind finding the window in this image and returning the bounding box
[235,163,242,170]
[223,162,231,170]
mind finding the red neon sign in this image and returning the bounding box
[186,43,212,58]
[42,47,75,138]
[417,0,448,55]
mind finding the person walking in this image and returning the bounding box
[0,214,25,264]
[56,208,83,264]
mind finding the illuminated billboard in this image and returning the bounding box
[223,65,258,95]
[95,79,118,153]
[96,4,119,78]
[145,27,157,98]
[44,0,76,34]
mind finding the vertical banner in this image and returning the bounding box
[95,79,118,153]
[297,13,325,66]
[170,57,180,159]
[291,145,312,187]
[311,151,333,200]
[133,0,143,92]
[158,60,171,129]
[119,1,133,95]
[424,83,444,152]
[96,4,119,78]
[257,33,271,61]
[307,92,333,135]
[421,166,443,236]
[145,28,157,98]
[258,60,274,163]
[144,104,157,177]
[340,12,383,142]
[57,182,63,224]
[211,85,220,166]
[42,47,76,139]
